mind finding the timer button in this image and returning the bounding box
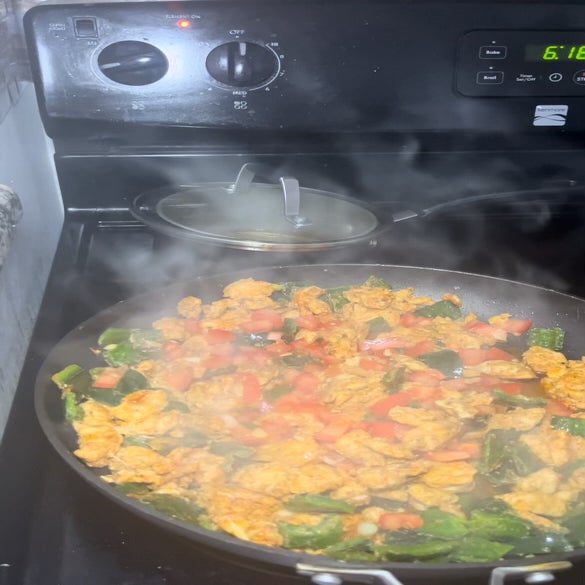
[479,46,507,59]
[476,71,504,84]
[573,70,585,85]
[549,72,563,83]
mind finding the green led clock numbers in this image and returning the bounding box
[541,45,585,60]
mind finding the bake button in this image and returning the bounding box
[573,70,585,85]
[479,46,507,59]
[476,71,504,84]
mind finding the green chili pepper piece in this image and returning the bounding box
[129,328,164,349]
[320,287,350,312]
[279,354,318,368]
[364,276,392,289]
[448,536,514,563]
[527,327,565,351]
[492,389,547,409]
[419,509,469,540]
[263,385,294,403]
[375,540,457,561]
[140,494,203,524]
[468,510,531,540]
[551,416,585,438]
[281,318,299,344]
[325,537,376,561]
[366,317,392,339]
[285,494,355,514]
[102,340,145,367]
[115,482,151,496]
[51,364,85,390]
[64,392,84,422]
[279,516,345,550]
[563,512,585,547]
[381,367,405,393]
[510,532,573,556]
[414,300,462,320]
[98,328,131,347]
[418,349,464,377]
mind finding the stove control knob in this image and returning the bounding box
[97,41,168,86]
[206,42,279,88]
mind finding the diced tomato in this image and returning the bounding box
[290,340,337,364]
[201,354,233,371]
[251,309,284,328]
[369,393,413,416]
[234,347,272,366]
[161,366,193,392]
[379,513,424,531]
[314,419,352,442]
[360,337,406,351]
[259,417,293,439]
[495,382,523,395]
[458,348,489,366]
[427,442,481,461]
[406,369,445,384]
[206,329,236,344]
[92,367,128,389]
[240,309,285,333]
[546,399,573,417]
[466,321,508,342]
[273,395,327,417]
[292,372,321,393]
[240,319,276,334]
[295,314,322,331]
[501,318,533,336]
[183,318,202,335]
[366,421,396,440]
[207,342,235,356]
[265,341,292,356]
[162,340,184,361]
[485,347,515,361]
[240,373,262,403]
[359,358,388,372]
[408,386,442,401]
[400,313,432,327]
[405,340,437,358]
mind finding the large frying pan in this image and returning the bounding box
[35,264,585,585]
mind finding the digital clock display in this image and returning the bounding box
[526,44,585,61]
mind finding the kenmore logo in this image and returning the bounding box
[533,105,568,127]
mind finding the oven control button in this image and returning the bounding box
[73,17,98,38]
[97,41,168,86]
[573,70,585,85]
[206,42,279,88]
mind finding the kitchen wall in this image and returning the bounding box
[0,0,63,440]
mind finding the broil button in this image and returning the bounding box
[476,71,504,84]
[573,70,585,85]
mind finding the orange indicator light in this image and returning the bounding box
[177,19,192,28]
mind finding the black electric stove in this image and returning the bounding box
[2,1,585,584]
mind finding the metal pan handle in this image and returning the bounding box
[297,560,572,585]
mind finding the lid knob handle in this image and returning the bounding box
[280,176,312,228]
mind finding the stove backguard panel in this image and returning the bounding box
[23,0,585,136]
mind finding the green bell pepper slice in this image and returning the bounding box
[279,515,345,550]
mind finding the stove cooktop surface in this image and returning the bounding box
[2,192,585,585]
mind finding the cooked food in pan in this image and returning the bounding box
[52,276,585,563]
